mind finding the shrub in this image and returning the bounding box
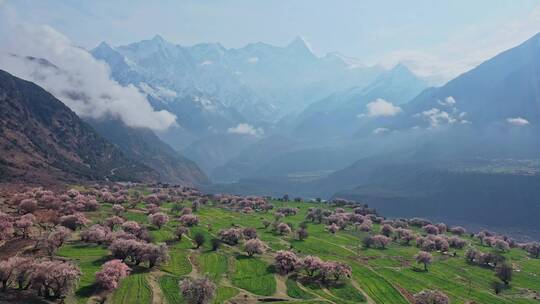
[381,224,394,237]
[277,223,292,235]
[149,212,169,229]
[422,224,439,235]
[449,226,466,235]
[112,204,125,215]
[80,224,111,245]
[274,250,300,274]
[95,259,130,290]
[372,235,391,249]
[242,227,258,240]
[218,228,243,245]
[194,233,205,249]
[416,251,433,271]
[179,214,199,227]
[495,263,512,285]
[525,242,540,258]
[30,260,81,300]
[245,239,266,256]
[179,277,216,304]
[413,290,449,304]
[59,213,90,230]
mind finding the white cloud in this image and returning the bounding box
[227,123,264,136]
[247,57,259,63]
[139,82,177,100]
[507,117,530,126]
[200,60,213,66]
[418,108,456,128]
[365,98,402,117]
[0,10,176,130]
[373,128,390,134]
[438,96,456,107]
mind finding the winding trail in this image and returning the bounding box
[146,271,165,304]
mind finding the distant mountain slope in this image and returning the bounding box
[87,118,208,186]
[293,63,428,138]
[367,32,540,133]
[0,69,156,183]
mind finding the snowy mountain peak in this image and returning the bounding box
[152,34,166,43]
[96,41,113,51]
[287,36,314,55]
[389,62,415,76]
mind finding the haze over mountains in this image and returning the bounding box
[92,33,540,237]
[2,30,540,238]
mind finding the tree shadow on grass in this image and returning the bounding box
[411,266,427,272]
[91,255,112,267]
[76,283,99,299]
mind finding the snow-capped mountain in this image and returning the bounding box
[91,35,386,126]
[90,35,425,173]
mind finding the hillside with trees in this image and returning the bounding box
[0,182,538,304]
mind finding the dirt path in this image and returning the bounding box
[188,251,200,277]
[273,274,289,298]
[146,271,165,304]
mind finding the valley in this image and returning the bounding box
[1,2,540,303]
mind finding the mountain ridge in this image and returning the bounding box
[0,69,157,183]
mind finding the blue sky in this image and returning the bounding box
[4,0,540,80]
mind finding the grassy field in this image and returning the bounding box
[162,250,192,276]
[111,273,152,304]
[230,255,277,296]
[159,275,183,304]
[198,252,228,281]
[286,278,316,299]
[56,191,540,304]
[57,244,109,304]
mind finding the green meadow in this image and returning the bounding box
[58,195,540,304]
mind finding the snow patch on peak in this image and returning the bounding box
[287,36,314,55]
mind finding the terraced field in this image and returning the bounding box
[112,273,152,304]
[56,189,540,304]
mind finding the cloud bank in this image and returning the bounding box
[0,8,176,130]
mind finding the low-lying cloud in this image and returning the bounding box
[373,127,390,134]
[507,117,530,126]
[438,96,456,107]
[364,98,402,117]
[0,8,176,130]
[227,123,264,136]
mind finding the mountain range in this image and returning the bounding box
[91,36,389,146]
[3,32,540,237]
[205,33,540,237]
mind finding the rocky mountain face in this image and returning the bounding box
[86,118,208,186]
[0,69,156,183]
